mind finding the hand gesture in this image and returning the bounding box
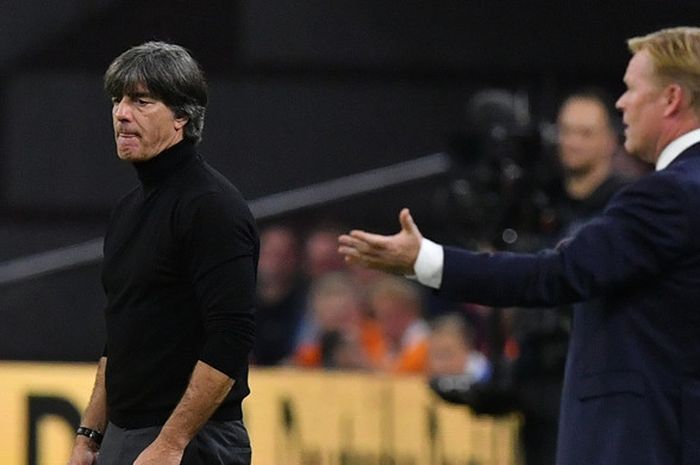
[338,208,422,275]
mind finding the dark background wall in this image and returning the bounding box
[1,0,698,360]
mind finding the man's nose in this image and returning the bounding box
[113,100,132,120]
[615,95,625,111]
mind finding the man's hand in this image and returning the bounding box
[338,208,422,275]
[132,361,233,465]
[67,438,98,465]
[133,437,184,465]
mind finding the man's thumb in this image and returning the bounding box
[399,208,418,234]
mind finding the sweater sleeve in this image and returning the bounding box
[183,191,259,380]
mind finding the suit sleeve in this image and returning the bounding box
[183,192,258,380]
[437,172,691,307]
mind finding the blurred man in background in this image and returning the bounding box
[555,88,632,236]
[427,313,490,382]
[510,88,632,464]
[368,276,430,374]
[304,225,348,280]
[253,225,307,365]
[68,42,258,465]
[293,272,383,370]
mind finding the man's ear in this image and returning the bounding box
[662,83,684,117]
[174,116,188,131]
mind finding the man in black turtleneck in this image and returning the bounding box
[68,42,258,465]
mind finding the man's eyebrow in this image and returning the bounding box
[128,91,154,99]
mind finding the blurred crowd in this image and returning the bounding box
[252,222,490,382]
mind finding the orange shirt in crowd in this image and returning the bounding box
[293,320,385,369]
[387,339,428,374]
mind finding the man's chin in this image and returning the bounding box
[116,150,141,162]
[623,143,653,164]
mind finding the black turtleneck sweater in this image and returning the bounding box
[101,140,258,429]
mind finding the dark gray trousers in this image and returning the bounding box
[97,420,251,465]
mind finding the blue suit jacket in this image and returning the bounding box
[437,143,700,465]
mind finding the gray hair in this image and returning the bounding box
[104,41,208,144]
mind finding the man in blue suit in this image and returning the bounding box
[339,27,700,465]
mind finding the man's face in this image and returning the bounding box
[112,84,187,162]
[615,50,667,163]
[557,98,617,175]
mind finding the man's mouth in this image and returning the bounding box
[116,132,141,152]
[117,132,139,138]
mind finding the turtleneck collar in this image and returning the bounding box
[133,139,198,187]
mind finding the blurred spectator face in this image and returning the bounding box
[257,226,299,297]
[428,328,469,376]
[311,273,363,333]
[313,292,359,331]
[370,278,422,346]
[372,295,410,343]
[305,229,346,279]
[557,98,617,176]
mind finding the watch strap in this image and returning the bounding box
[76,426,104,446]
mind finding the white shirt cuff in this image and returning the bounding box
[410,238,444,289]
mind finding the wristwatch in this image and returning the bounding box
[76,426,104,446]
